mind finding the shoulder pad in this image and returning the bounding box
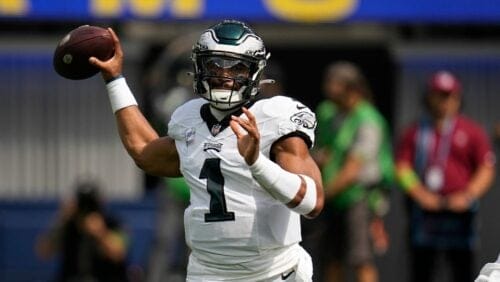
[256,96,317,147]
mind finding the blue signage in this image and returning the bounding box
[1,0,499,23]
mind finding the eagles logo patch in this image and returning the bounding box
[290,111,317,129]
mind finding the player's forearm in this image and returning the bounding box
[301,161,324,218]
[250,152,323,218]
[281,154,325,218]
[116,116,182,176]
[115,106,159,159]
[106,77,160,161]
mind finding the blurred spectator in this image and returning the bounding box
[395,70,496,282]
[35,181,129,282]
[312,61,394,282]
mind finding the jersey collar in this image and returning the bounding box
[200,101,255,136]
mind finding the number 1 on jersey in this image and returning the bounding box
[199,158,235,222]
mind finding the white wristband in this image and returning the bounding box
[106,77,138,113]
[292,175,317,215]
[249,153,300,203]
[249,153,317,215]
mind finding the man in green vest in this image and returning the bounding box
[313,61,394,282]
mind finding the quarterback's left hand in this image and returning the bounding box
[230,107,260,166]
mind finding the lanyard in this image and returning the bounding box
[431,117,456,169]
[415,117,456,174]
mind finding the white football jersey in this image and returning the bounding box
[167,95,316,280]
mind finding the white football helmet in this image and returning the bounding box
[191,20,269,111]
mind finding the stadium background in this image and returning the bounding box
[1,0,500,281]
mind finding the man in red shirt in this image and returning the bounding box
[396,70,496,282]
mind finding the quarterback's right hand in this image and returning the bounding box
[89,28,123,82]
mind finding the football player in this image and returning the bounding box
[89,20,324,281]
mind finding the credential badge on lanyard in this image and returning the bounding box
[422,118,456,192]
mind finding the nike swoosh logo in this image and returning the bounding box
[281,269,295,280]
[296,104,306,110]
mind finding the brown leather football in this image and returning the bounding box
[53,25,115,80]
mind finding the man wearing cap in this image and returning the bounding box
[395,70,496,282]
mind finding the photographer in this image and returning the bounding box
[36,181,129,282]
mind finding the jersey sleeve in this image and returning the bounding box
[261,96,316,148]
[167,116,183,141]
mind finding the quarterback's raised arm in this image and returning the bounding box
[89,28,181,177]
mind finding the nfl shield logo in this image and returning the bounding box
[211,124,222,136]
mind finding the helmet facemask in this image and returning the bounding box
[194,52,265,110]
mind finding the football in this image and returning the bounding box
[53,25,115,80]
